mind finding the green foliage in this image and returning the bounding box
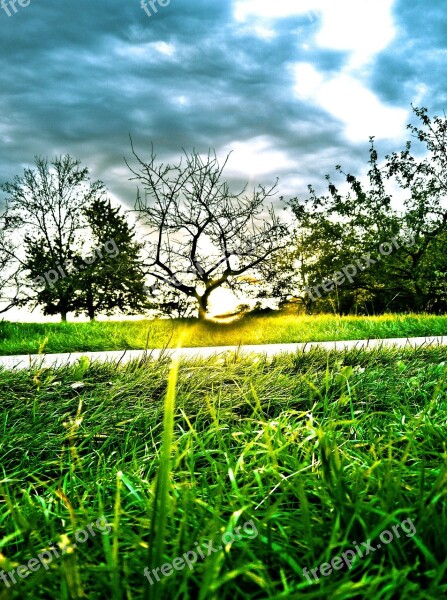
[73,196,151,320]
[1,157,150,322]
[288,106,447,314]
[23,235,80,320]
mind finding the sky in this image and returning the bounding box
[0,0,446,319]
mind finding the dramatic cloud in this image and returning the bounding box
[1,0,444,204]
[0,0,446,318]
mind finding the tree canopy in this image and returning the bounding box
[287,106,447,314]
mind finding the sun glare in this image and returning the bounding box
[208,288,241,317]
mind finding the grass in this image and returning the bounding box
[0,345,446,598]
[1,312,447,355]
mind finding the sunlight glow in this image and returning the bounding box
[208,288,241,317]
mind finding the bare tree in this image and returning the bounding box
[0,226,23,314]
[127,144,289,320]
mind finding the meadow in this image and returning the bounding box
[0,345,446,598]
[1,312,447,355]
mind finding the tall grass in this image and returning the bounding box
[0,346,446,598]
[146,358,179,600]
[1,312,447,355]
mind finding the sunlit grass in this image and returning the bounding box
[0,346,446,598]
[1,312,447,355]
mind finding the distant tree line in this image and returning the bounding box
[1,105,447,321]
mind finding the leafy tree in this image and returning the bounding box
[289,106,447,314]
[127,144,289,320]
[383,106,447,310]
[21,236,80,320]
[72,197,150,320]
[1,155,104,321]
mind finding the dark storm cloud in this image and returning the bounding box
[0,0,446,208]
[371,0,447,109]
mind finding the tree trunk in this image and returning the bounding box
[197,293,210,321]
[87,291,95,321]
[61,312,67,322]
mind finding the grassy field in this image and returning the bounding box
[1,312,447,355]
[1,346,446,598]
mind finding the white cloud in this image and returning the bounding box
[115,41,176,60]
[233,0,317,40]
[234,0,396,67]
[237,24,277,40]
[316,0,396,68]
[234,0,317,22]
[150,41,176,57]
[256,0,404,142]
[412,83,428,106]
[218,136,295,181]
[292,63,408,142]
[234,0,402,143]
